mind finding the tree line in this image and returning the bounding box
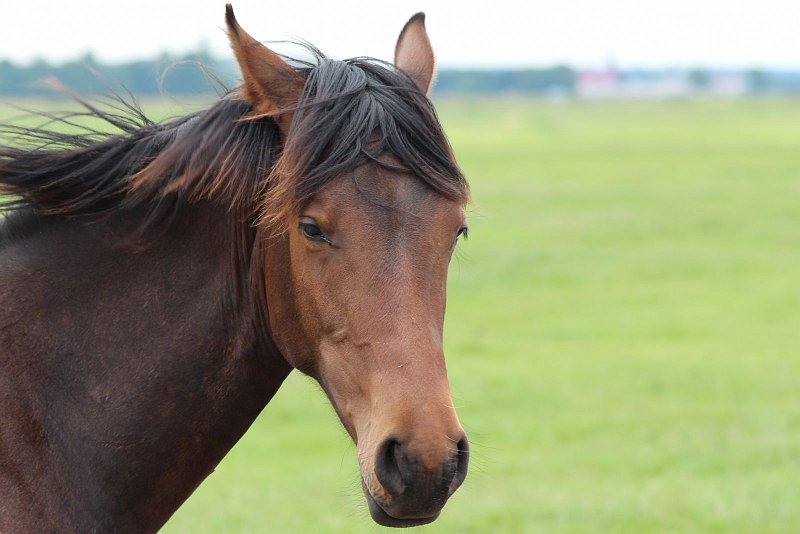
[0,52,786,98]
[0,53,577,97]
[0,52,237,97]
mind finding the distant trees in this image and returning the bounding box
[746,69,769,95]
[0,51,237,97]
[435,66,575,96]
[0,56,580,98]
[0,53,793,98]
[688,68,711,90]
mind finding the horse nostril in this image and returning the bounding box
[450,435,470,493]
[375,434,469,504]
[375,438,405,497]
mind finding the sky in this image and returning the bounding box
[1,0,799,69]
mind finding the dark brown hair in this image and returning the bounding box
[0,47,469,236]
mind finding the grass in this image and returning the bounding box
[429,99,800,533]
[3,97,800,532]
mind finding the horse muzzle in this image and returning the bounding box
[361,434,469,527]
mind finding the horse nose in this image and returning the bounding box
[374,433,469,515]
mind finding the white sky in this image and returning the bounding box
[1,0,799,69]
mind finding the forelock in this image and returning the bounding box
[260,55,468,227]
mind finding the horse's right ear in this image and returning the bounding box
[225,4,304,134]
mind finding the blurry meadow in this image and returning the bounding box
[2,96,800,532]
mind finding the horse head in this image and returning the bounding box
[226,5,470,527]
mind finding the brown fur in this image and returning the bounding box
[225,5,304,134]
[394,13,436,93]
[0,5,469,530]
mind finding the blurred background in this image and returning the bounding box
[2,0,799,531]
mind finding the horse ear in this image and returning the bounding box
[225,4,304,134]
[394,13,435,94]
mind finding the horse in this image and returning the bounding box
[0,4,470,531]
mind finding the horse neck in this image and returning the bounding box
[0,201,291,531]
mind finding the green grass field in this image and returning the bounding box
[4,97,800,532]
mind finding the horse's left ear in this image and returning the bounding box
[394,13,435,94]
[225,4,304,134]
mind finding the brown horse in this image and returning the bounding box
[0,4,469,531]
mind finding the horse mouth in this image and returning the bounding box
[364,489,440,528]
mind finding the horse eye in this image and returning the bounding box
[456,226,469,241]
[299,222,330,244]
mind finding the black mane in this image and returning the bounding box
[0,95,276,235]
[264,54,468,224]
[0,48,468,238]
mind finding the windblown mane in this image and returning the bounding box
[0,47,469,238]
[0,94,277,235]
[264,55,469,225]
